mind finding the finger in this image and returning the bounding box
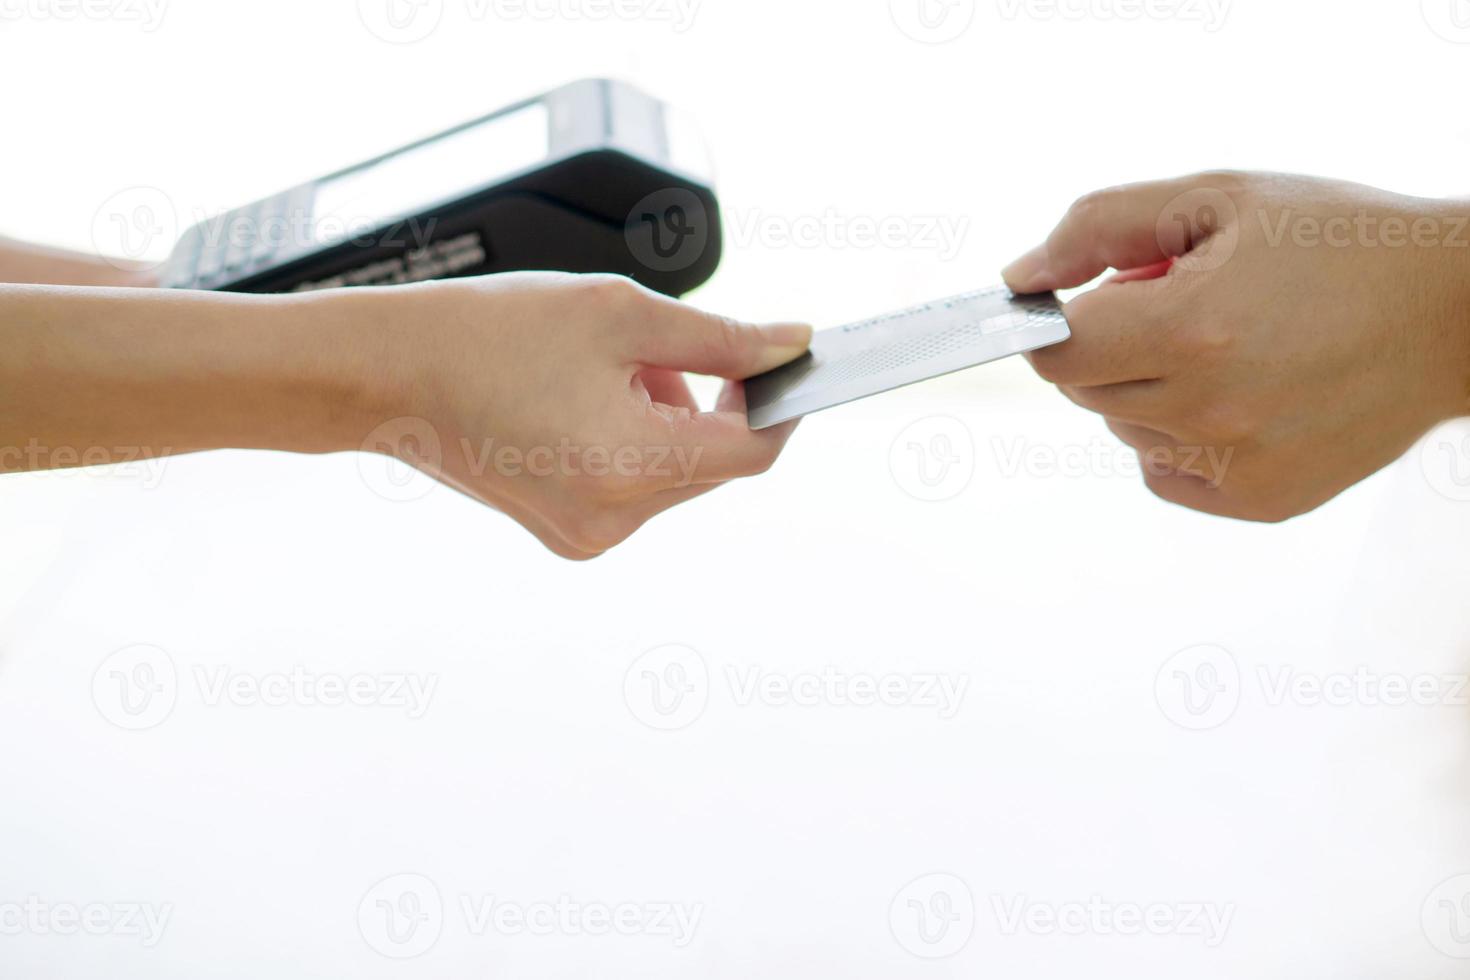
[1026,282,1172,387]
[638,367,697,411]
[640,401,801,488]
[683,414,801,485]
[1106,258,1174,284]
[715,378,748,414]
[715,376,807,436]
[1106,418,1177,452]
[706,380,802,479]
[638,479,729,522]
[1106,419,1225,485]
[628,294,813,379]
[1002,174,1217,293]
[1141,470,1236,519]
[1056,380,1178,430]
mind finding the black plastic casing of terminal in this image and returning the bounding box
[159,79,722,299]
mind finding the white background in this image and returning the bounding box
[3,0,1470,976]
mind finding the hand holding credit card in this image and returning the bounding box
[744,286,1071,429]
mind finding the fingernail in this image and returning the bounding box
[1002,244,1050,293]
[758,322,814,349]
[749,323,814,376]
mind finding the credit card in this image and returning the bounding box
[744,286,1071,429]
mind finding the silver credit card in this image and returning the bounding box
[745,286,1071,429]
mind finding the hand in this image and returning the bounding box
[1002,171,1470,522]
[357,273,811,559]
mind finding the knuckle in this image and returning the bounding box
[1194,170,1262,214]
[1175,318,1235,359]
[706,314,753,359]
[1194,169,1251,195]
[581,273,645,308]
[1067,188,1115,225]
[655,404,700,441]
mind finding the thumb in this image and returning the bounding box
[635,305,813,379]
[1002,174,1219,293]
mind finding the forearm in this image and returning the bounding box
[1427,204,1470,420]
[0,236,162,289]
[0,284,399,474]
[1456,249,1470,418]
[0,236,159,288]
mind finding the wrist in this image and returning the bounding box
[270,286,426,456]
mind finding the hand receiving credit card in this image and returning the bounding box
[744,286,1071,429]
